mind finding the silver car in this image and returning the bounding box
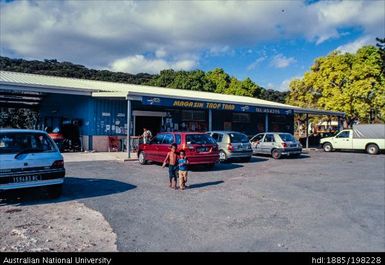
[207,131,252,162]
[250,132,302,159]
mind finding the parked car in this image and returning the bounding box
[320,124,385,155]
[0,129,65,197]
[206,131,252,162]
[137,132,219,168]
[250,132,302,159]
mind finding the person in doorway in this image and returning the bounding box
[162,143,178,189]
[178,150,189,190]
[141,128,152,144]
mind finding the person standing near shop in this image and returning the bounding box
[178,150,189,190]
[141,128,152,144]
[162,143,178,189]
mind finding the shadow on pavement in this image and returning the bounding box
[193,163,243,172]
[253,154,311,160]
[0,177,136,206]
[187,180,224,189]
[229,157,270,163]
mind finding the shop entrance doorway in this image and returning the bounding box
[133,111,167,137]
[135,116,162,136]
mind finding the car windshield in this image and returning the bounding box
[0,132,56,154]
[229,133,249,143]
[186,134,215,145]
[278,133,296,142]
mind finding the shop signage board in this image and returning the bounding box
[142,96,293,115]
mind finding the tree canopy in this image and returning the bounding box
[147,67,263,98]
[287,45,385,123]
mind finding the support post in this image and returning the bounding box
[305,113,309,149]
[264,113,269,132]
[127,99,131,158]
[208,109,212,131]
[337,116,341,131]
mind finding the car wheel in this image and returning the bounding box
[47,184,63,198]
[323,143,333,152]
[219,150,227,162]
[366,144,379,155]
[272,149,281,159]
[138,151,147,165]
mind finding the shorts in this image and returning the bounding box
[168,165,178,182]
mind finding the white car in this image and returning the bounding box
[0,129,65,197]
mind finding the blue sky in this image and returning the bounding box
[0,0,384,91]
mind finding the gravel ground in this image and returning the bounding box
[0,199,117,252]
[1,150,384,252]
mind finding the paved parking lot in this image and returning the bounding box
[2,151,385,251]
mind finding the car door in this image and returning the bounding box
[211,133,224,150]
[250,133,264,154]
[147,134,165,161]
[261,133,275,154]
[333,130,352,149]
[159,133,174,162]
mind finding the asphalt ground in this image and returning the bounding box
[2,150,384,251]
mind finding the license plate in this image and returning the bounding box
[197,147,208,152]
[290,144,297,147]
[13,175,42,183]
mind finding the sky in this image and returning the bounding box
[0,0,384,91]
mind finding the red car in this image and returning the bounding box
[137,132,219,168]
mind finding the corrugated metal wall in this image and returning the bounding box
[39,94,92,135]
[92,98,127,136]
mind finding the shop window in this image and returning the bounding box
[233,113,250,123]
[182,110,206,121]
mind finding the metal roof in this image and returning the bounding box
[0,71,345,116]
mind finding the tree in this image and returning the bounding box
[287,45,385,123]
[259,89,288,104]
[225,77,262,97]
[205,68,231,94]
[376,37,385,74]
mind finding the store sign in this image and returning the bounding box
[142,96,293,115]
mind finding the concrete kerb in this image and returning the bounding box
[63,152,138,163]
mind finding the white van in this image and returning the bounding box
[0,129,65,197]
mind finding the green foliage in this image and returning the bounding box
[0,56,154,84]
[261,89,289,105]
[287,45,385,122]
[0,108,39,129]
[376,37,385,73]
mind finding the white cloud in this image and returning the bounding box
[270,54,296,68]
[336,36,374,54]
[155,49,167,58]
[267,76,301,91]
[110,55,196,74]
[247,56,267,71]
[0,0,383,71]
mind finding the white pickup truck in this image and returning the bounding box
[320,124,385,155]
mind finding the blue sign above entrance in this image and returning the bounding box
[142,96,293,115]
